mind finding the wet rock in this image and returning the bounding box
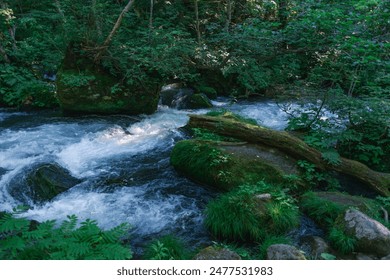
[342,209,390,257]
[160,88,212,109]
[267,244,306,260]
[381,254,390,260]
[9,163,81,205]
[194,246,241,260]
[300,236,330,259]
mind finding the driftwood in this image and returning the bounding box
[188,114,390,197]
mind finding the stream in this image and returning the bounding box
[0,98,319,255]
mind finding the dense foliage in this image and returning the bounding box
[0,212,132,260]
[204,181,299,242]
[0,0,388,107]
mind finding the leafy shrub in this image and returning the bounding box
[204,181,299,242]
[143,235,190,260]
[0,213,132,260]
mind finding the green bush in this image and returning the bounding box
[143,235,190,260]
[0,213,132,260]
[204,181,299,242]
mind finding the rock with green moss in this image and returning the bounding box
[300,191,383,229]
[341,209,390,257]
[57,43,159,115]
[170,140,298,191]
[188,93,213,109]
[10,163,81,204]
[160,87,212,109]
[196,86,218,99]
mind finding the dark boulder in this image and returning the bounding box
[9,163,81,205]
[160,87,212,109]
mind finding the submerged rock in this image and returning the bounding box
[9,163,81,205]
[267,244,306,260]
[342,209,390,257]
[194,246,241,260]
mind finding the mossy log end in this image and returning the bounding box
[188,114,390,197]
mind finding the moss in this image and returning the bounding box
[188,93,213,109]
[204,182,299,242]
[206,110,258,126]
[196,86,218,99]
[170,140,288,191]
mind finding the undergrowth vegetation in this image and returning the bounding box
[204,181,299,242]
[142,235,191,260]
[0,213,132,260]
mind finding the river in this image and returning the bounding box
[0,98,294,254]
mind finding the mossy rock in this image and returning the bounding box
[196,86,218,99]
[56,43,159,115]
[188,93,213,109]
[170,140,298,191]
[9,163,81,205]
[300,191,384,229]
[160,88,212,109]
[340,209,390,257]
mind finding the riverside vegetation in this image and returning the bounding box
[0,0,389,259]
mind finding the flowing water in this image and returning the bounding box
[0,99,302,254]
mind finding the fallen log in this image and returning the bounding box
[188,114,390,197]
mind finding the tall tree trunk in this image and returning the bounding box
[188,114,390,197]
[0,44,10,63]
[278,0,288,29]
[92,0,103,40]
[194,0,201,44]
[225,0,233,33]
[149,0,154,30]
[94,0,136,63]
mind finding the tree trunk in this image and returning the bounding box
[188,114,390,197]
[225,0,233,33]
[0,44,10,63]
[149,0,154,30]
[194,0,201,44]
[94,0,136,63]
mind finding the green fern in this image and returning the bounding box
[0,213,132,260]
